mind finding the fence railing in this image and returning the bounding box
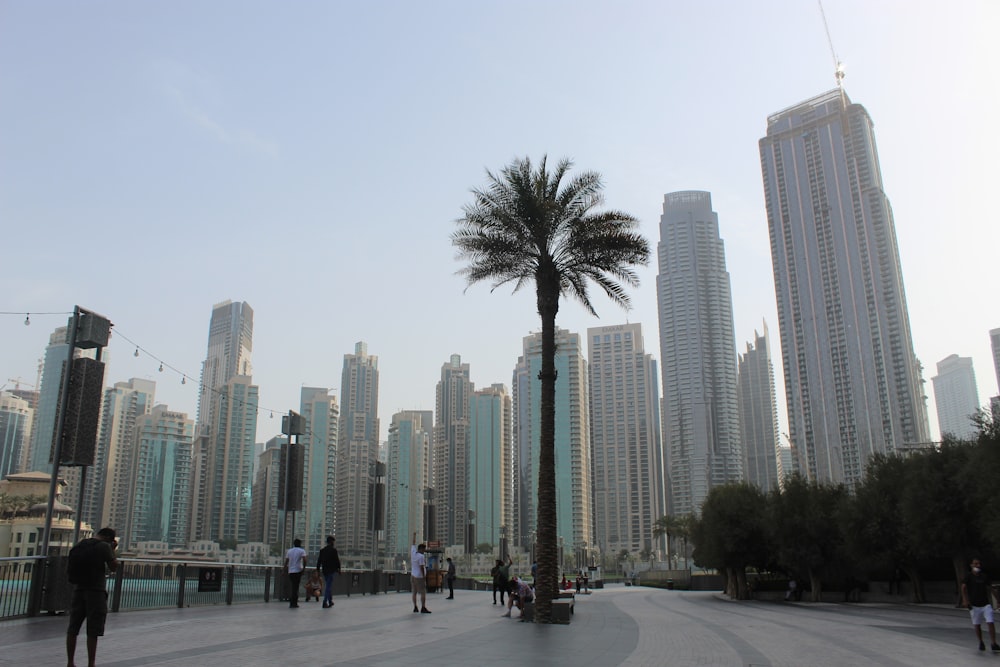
[0,555,413,622]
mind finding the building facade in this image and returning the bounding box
[335,342,380,561]
[737,324,783,491]
[656,190,742,516]
[760,89,931,486]
[126,405,194,548]
[196,300,253,433]
[931,354,980,441]
[434,355,472,549]
[468,383,512,552]
[249,436,286,549]
[385,410,432,561]
[0,392,33,478]
[513,328,592,565]
[299,387,339,554]
[85,378,156,538]
[588,323,664,561]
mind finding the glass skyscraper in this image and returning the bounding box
[656,191,742,517]
[760,89,930,486]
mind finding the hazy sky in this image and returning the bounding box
[3,1,998,446]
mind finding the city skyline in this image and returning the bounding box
[3,2,998,451]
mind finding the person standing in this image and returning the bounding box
[445,557,456,600]
[66,527,119,667]
[285,538,307,608]
[411,532,430,613]
[492,555,512,605]
[316,535,341,609]
[961,558,999,652]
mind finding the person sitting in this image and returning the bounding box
[561,574,571,590]
[304,570,324,602]
[502,577,534,618]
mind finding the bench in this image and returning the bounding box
[519,599,573,624]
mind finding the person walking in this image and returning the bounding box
[316,535,341,609]
[66,527,119,667]
[285,538,307,608]
[411,532,430,613]
[961,558,999,652]
[445,557,456,599]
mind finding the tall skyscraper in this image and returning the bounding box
[335,342,380,560]
[196,301,253,432]
[513,328,592,563]
[656,191,742,517]
[931,355,980,440]
[386,410,432,561]
[468,383,512,552]
[588,323,664,560]
[0,392,33,478]
[190,300,256,545]
[192,376,259,544]
[760,89,931,486]
[26,326,75,473]
[299,387,339,554]
[86,378,156,535]
[126,405,194,548]
[249,435,286,548]
[737,324,782,491]
[434,354,472,549]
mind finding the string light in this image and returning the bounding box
[5,317,289,420]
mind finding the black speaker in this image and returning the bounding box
[75,313,112,349]
[54,357,106,466]
[277,443,304,511]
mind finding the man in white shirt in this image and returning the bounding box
[410,532,430,614]
[285,538,307,608]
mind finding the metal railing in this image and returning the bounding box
[0,555,413,621]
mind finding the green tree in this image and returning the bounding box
[475,542,494,555]
[454,156,649,621]
[692,484,769,599]
[901,441,980,600]
[845,454,924,601]
[768,476,847,602]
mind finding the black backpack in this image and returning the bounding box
[67,538,106,586]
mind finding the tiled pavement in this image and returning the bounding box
[1,584,991,666]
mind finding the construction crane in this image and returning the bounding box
[818,0,846,87]
[5,377,37,391]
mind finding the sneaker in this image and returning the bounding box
[979,641,986,651]
[991,643,1000,652]
[502,611,511,617]
[421,608,432,614]
[413,606,419,613]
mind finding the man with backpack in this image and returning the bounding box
[66,527,118,667]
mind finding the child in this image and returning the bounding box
[304,569,324,602]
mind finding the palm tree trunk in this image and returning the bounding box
[534,275,559,623]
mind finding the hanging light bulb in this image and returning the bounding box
[270,411,274,419]
[134,348,140,357]
[181,376,186,385]
[24,314,30,326]
[158,362,164,372]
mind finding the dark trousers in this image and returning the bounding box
[493,581,506,604]
[323,572,337,606]
[288,571,303,606]
[447,577,455,597]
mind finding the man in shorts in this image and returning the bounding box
[411,532,430,613]
[66,527,119,667]
[961,557,999,652]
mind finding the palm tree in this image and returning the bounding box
[453,155,650,622]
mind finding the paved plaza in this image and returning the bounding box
[1,584,992,666]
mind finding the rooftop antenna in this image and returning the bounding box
[818,0,846,88]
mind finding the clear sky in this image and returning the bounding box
[3,0,998,446]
